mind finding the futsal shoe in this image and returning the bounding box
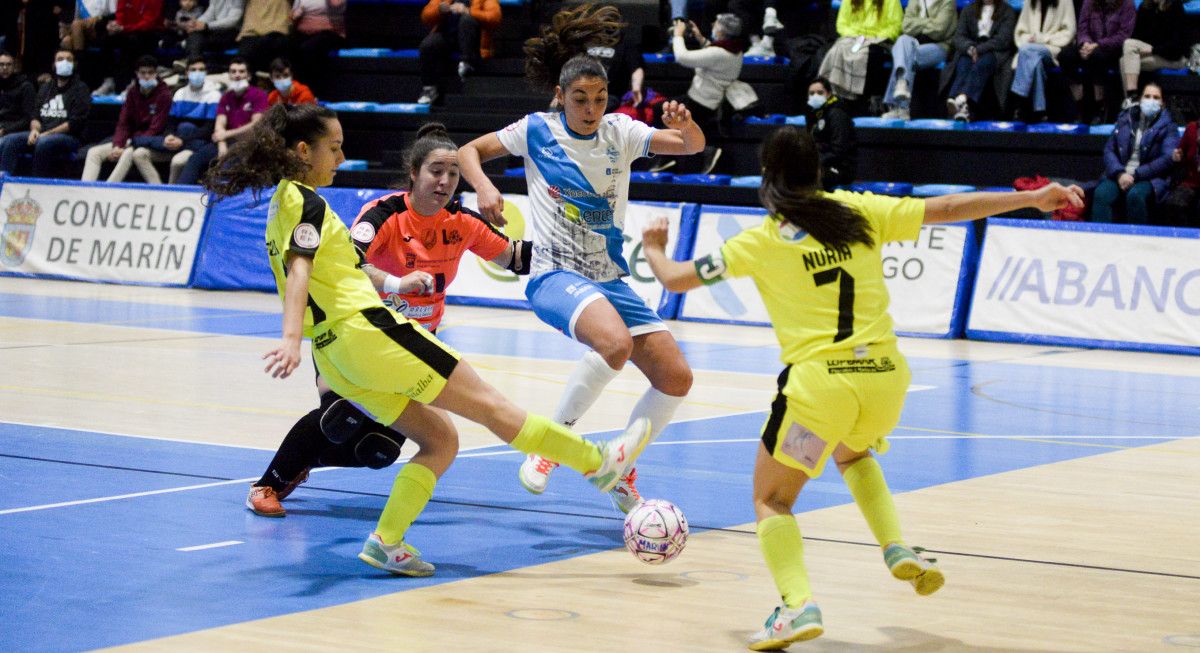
[518,454,560,494]
[358,533,435,577]
[585,418,653,493]
[275,467,310,500]
[608,467,643,514]
[748,601,824,650]
[245,485,285,517]
[884,543,945,596]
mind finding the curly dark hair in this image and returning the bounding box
[202,103,338,200]
[523,3,624,92]
[759,126,875,250]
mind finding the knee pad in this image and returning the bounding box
[354,431,404,469]
[319,397,372,444]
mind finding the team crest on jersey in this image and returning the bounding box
[420,229,437,249]
[350,221,376,243]
[292,223,320,249]
[605,145,620,164]
[405,252,416,268]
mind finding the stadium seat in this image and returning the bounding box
[743,55,789,66]
[784,115,807,126]
[904,119,962,130]
[1089,124,1116,136]
[745,114,786,125]
[338,159,369,171]
[912,183,976,197]
[854,116,904,128]
[375,102,431,114]
[323,101,378,112]
[966,121,1026,132]
[851,182,914,195]
[642,53,674,64]
[336,48,419,58]
[1026,123,1089,135]
[674,173,732,185]
[91,95,124,105]
[730,175,762,187]
[631,171,674,183]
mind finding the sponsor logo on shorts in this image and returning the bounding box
[825,357,896,374]
[313,330,338,349]
[292,223,320,249]
[408,373,435,398]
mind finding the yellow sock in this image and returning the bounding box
[375,463,436,545]
[842,456,903,547]
[509,413,602,474]
[757,514,811,608]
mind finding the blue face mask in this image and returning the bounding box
[273,78,292,94]
[137,77,157,91]
[187,70,206,88]
[1139,98,1162,119]
[807,93,826,111]
[54,60,74,77]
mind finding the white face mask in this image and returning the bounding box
[55,60,74,77]
[807,93,827,111]
[228,79,248,93]
[1139,98,1162,118]
[187,70,206,88]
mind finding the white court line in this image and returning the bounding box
[177,540,243,552]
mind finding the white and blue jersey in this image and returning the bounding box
[496,111,655,283]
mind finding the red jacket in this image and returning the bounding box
[1178,122,1200,190]
[420,0,501,58]
[112,81,173,147]
[116,0,164,32]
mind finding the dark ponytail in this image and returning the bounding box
[523,3,623,92]
[202,103,338,199]
[758,126,875,249]
[397,122,458,189]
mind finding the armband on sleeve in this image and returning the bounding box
[506,239,533,275]
[694,253,728,285]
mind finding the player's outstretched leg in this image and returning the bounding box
[838,448,944,596]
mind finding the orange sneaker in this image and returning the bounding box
[609,466,643,514]
[246,485,285,517]
[276,467,310,500]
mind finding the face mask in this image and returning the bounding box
[1139,99,1162,118]
[55,60,74,77]
[273,77,292,94]
[710,31,719,42]
[187,70,206,88]
[228,79,248,93]
[807,93,826,111]
[137,77,157,91]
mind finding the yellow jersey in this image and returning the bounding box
[264,179,384,337]
[701,190,925,364]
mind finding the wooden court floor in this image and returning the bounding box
[1,277,1197,652]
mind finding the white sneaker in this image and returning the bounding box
[417,85,438,105]
[608,467,643,514]
[358,533,435,577]
[748,601,824,650]
[745,37,775,58]
[585,417,652,493]
[881,107,910,120]
[762,7,785,35]
[457,61,473,82]
[892,77,910,103]
[518,454,559,494]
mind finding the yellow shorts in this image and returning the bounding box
[312,307,461,426]
[761,343,911,478]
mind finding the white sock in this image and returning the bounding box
[552,350,621,428]
[627,387,685,440]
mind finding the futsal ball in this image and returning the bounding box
[623,499,688,565]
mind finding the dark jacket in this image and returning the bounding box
[1130,0,1187,62]
[1076,0,1135,50]
[1103,105,1179,201]
[0,74,36,134]
[112,80,173,147]
[939,0,1016,98]
[808,96,857,189]
[34,77,92,138]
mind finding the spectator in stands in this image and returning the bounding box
[1005,0,1075,122]
[289,0,346,89]
[0,51,36,140]
[1120,0,1187,108]
[267,57,316,105]
[817,0,903,106]
[880,0,956,120]
[1058,0,1134,124]
[939,0,1016,122]
[163,0,205,52]
[656,13,751,174]
[0,49,91,177]
[62,0,117,52]
[416,0,501,105]
[175,56,267,184]
[590,19,646,115]
[93,0,163,96]
[82,54,171,182]
[1091,82,1177,223]
[238,0,292,76]
[130,55,221,184]
[2,1,68,77]
[806,77,857,190]
[1165,119,1200,226]
[185,0,246,60]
